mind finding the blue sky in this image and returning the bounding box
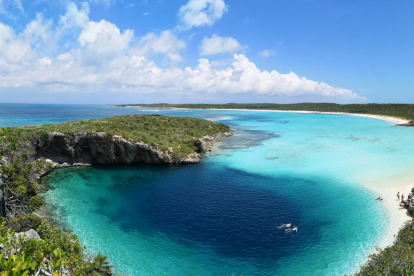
[0,0,412,104]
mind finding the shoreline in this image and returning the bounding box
[344,170,414,274]
[124,105,413,273]
[362,169,414,245]
[209,108,414,273]
[183,108,411,125]
[197,108,414,269]
[122,106,410,125]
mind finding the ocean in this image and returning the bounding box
[2,103,414,275]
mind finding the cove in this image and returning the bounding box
[3,104,414,275]
[43,162,382,276]
[39,107,414,275]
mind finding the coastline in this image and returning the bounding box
[200,108,414,268]
[124,105,413,273]
[122,106,411,125]
[213,108,414,272]
[362,169,413,246]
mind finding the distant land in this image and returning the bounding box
[116,103,414,124]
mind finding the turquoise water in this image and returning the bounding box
[2,104,414,275]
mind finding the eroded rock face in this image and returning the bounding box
[28,131,233,166]
[0,175,5,217]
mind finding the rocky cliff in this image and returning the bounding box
[25,130,233,167]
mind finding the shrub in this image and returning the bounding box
[192,139,203,153]
[29,196,44,213]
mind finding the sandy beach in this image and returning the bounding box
[194,108,410,125]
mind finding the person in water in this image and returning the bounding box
[278,223,292,228]
[285,226,298,233]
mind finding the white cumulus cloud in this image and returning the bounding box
[78,20,133,61]
[178,0,228,30]
[200,34,243,56]
[0,2,361,102]
[132,30,186,63]
[60,2,90,30]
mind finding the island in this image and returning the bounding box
[0,115,233,276]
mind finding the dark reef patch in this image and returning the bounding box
[218,128,280,150]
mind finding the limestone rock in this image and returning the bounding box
[16,229,41,240]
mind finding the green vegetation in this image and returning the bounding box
[353,220,414,276]
[0,114,232,275]
[0,150,115,275]
[0,218,115,275]
[117,103,414,122]
[20,114,231,157]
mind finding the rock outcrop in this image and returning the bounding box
[0,174,5,217]
[15,229,41,240]
[25,130,233,166]
[397,121,414,127]
[404,187,414,216]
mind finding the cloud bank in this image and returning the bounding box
[0,1,361,102]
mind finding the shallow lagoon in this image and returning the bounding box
[2,104,414,275]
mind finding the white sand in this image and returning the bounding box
[364,168,414,248]
[195,108,410,125]
[124,106,410,125]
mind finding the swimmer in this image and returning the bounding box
[285,226,298,233]
[277,223,292,229]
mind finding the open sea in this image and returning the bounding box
[2,103,414,275]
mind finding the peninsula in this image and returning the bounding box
[0,114,233,276]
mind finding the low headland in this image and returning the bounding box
[0,114,233,275]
